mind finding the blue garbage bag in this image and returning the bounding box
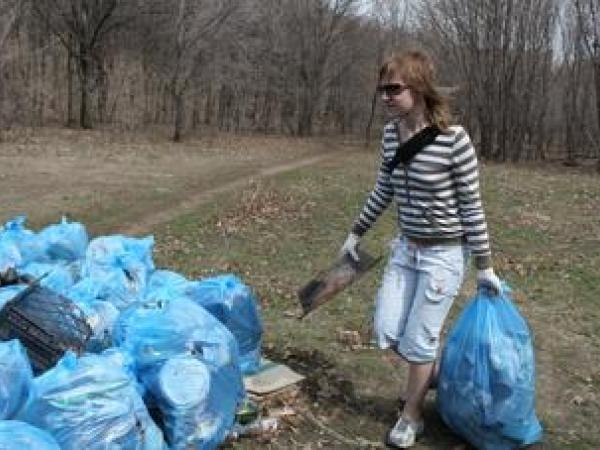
[0,340,33,419]
[114,296,244,446]
[0,420,61,450]
[19,350,167,450]
[76,299,120,353]
[68,277,122,352]
[143,272,260,374]
[0,239,22,272]
[437,285,543,449]
[143,270,198,307]
[0,216,44,265]
[21,262,76,296]
[114,297,240,372]
[37,217,88,262]
[145,270,190,297]
[69,272,138,311]
[142,355,241,450]
[190,274,263,374]
[101,347,146,398]
[84,235,155,279]
[0,285,26,312]
[81,235,155,309]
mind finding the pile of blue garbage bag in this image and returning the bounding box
[0,420,62,450]
[0,339,33,420]
[0,216,264,450]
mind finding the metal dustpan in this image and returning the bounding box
[297,249,382,318]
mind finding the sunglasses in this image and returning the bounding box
[376,83,410,96]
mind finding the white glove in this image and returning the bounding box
[477,267,501,295]
[339,233,360,262]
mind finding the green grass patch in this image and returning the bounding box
[151,153,600,449]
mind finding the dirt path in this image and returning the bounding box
[0,130,353,233]
[119,154,333,235]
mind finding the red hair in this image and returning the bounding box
[379,50,452,131]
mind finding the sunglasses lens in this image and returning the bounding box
[378,84,406,96]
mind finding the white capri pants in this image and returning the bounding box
[374,236,468,363]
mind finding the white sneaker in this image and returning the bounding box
[386,416,424,448]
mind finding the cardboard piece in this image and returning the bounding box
[297,249,382,318]
[243,359,305,396]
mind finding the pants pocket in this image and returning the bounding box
[424,266,462,304]
[419,266,464,353]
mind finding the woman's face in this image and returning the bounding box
[378,74,419,119]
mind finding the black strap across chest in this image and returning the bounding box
[384,124,441,172]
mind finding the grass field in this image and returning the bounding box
[1,129,599,449]
[149,152,600,449]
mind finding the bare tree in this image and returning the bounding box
[418,0,559,161]
[561,3,586,162]
[371,0,411,55]
[574,0,600,167]
[31,0,136,129]
[141,0,238,142]
[0,0,21,68]
[0,0,23,135]
[364,0,412,144]
[282,0,360,136]
[2,0,594,161]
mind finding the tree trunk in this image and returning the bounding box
[593,57,600,170]
[97,68,108,124]
[66,44,75,127]
[154,81,163,124]
[478,104,493,160]
[261,90,275,134]
[594,58,600,149]
[298,89,314,137]
[192,90,200,130]
[161,83,170,124]
[143,73,151,125]
[79,52,91,129]
[204,84,213,126]
[218,84,232,131]
[38,38,46,125]
[172,90,184,142]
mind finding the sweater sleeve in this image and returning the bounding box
[351,137,394,237]
[450,126,492,269]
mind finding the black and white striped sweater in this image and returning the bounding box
[352,123,491,269]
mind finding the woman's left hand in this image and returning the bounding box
[477,267,501,295]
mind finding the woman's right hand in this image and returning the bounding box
[339,233,360,262]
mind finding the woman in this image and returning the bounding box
[339,50,501,448]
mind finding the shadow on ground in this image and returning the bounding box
[264,346,471,449]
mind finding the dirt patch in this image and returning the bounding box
[122,155,327,236]
[225,345,468,450]
[213,180,316,236]
[0,127,344,234]
[265,345,394,421]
